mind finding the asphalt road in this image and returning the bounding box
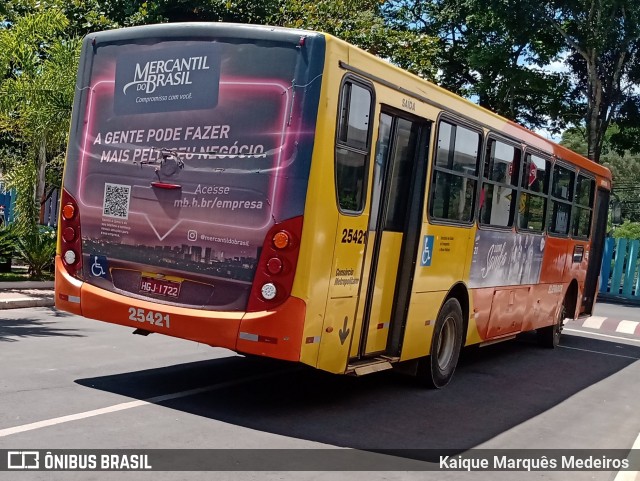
[0,305,639,481]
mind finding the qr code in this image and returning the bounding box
[103,183,131,219]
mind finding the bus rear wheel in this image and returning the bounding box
[417,298,464,389]
[537,298,565,348]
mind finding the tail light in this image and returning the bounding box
[59,189,83,278]
[246,216,303,312]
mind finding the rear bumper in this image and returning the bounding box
[54,256,306,361]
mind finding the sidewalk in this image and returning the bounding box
[0,281,54,309]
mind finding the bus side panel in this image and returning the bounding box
[536,236,567,325]
[538,237,569,285]
[562,239,590,316]
[399,291,445,361]
[412,224,474,293]
[294,36,349,370]
[523,283,559,331]
[469,287,494,342]
[485,286,529,338]
[400,222,476,360]
[316,297,358,372]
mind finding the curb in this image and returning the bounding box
[0,296,55,310]
[0,281,54,290]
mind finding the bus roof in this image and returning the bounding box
[83,22,323,47]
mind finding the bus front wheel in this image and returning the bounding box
[417,298,464,389]
[537,298,566,348]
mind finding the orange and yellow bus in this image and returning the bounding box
[56,23,611,388]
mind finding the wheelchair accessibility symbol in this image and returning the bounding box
[420,235,434,267]
[90,255,109,278]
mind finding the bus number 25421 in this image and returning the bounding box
[128,307,171,328]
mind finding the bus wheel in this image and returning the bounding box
[537,299,565,348]
[417,298,464,389]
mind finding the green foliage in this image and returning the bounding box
[0,227,15,262]
[561,127,640,221]
[542,0,640,161]
[602,150,640,222]
[140,0,280,24]
[0,7,81,230]
[0,271,33,282]
[385,0,640,162]
[4,161,39,232]
[383,0,572,132]
[272,0,438,79]
[0,225,56,279]
[12,226,57,279]
[1,0,144,32]
[612,220,640,241]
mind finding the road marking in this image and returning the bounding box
[617,320,640,335]
[559,345,640,360]
[564,328,640,344]
[581,316,607,329]
[0,369,294,438]
[614,430,640,481]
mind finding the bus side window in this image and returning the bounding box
[517,153,550,232]
[549,163,575,235]
[572,174,595,238]
[429,121,481,223]
[479,138,521,227]
[335,81,373,213]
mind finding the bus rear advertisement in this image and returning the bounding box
[56,22,611,388]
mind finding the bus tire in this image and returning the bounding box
[537,297,565,348]
[417,298,464,389]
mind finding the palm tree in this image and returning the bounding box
[0,8,80,232]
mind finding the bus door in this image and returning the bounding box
[353,111,430,358]
[582,187,609,314]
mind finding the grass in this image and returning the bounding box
[0,266,54,282]
[0,271,31,282]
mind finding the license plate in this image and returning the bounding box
[140,276,181,298]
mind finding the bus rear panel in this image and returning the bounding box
[56,24,325,361]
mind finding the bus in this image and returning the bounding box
[55,22,611,388]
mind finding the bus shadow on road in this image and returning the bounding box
[0,317,85,342]
[76,333,639,454]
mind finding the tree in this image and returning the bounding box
[0,8,81,230]
[1,0,143,33]
[601,151,640,222]
[384,0,640,163]
[561,127,640,221]
[383,0,573,132]
[272,0,438,79]
[141,0,279,23]
[540,0,640,162]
